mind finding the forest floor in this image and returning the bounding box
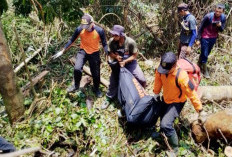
[0,9,232,157]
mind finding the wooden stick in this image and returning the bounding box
[98,13,122,24]
[13,25,38,98]
[226,7,232,19]
[14,48,42,73]
[69,57,109,87]
[218,128,228,144]
[126,142,136,156]
[138,52,148,61]
[161,132,173,152]
[203,125,210,151]
[0,147,40,157]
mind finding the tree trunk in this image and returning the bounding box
[0,21,25,123]
[198,86,232,101]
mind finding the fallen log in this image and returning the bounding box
[80,75,92,88]
[69,57,109,87]
[198,86,232,101]
[0,147,40,157]
[191,109,232,144]
[14,48,42,73]
[22,70,49,95]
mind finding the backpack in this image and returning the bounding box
[118,67,161,126]
[176,58,201,98]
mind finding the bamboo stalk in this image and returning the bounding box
[0,147,40,157]
[14,48,42,73]
[13,25,38,97]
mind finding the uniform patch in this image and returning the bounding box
[93,31,98,39]
[81,19,88,24]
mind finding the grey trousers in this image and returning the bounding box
[159,101,185,137]
[106,60,146,99]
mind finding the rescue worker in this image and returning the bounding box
[196,4,226,78]
[178,3,197,59]
[101,25,146,111]
[52,14,108,97]
[152,52,205,156]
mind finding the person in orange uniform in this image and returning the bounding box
[52,14,108,97]
[152,52,204,155]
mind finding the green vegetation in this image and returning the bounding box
[0,0,231,156]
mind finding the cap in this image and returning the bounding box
[216,3,225,9]
[158,52,177,74]
[81,14,94,29]
[178,3,188,12]
[110,25,125,36]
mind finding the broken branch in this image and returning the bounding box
[14,48,42,73]
[0,147,40,157]
[21,70,49,94]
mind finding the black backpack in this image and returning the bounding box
[118,67,161,126]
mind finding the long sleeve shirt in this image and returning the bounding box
[153,67,202,112]
[197,12,226,39]
[64,25,108,54]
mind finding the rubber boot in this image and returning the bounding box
[151,132,163,143]
[167,132,179,156]
[94,89,102,98]
[202,63,210,79]
[197,58,203,72]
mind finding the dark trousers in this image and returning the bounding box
[74,49,100,91]
[0,137,15,153]
[159,101,185,137]
[200,38,217,63]
[106,61,146,99]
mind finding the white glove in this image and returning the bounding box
[153,94,160,101]
[198,110,207,123]
[52,49,64,59]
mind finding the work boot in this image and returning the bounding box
[151,131,163,143]
[94,89,103,98]
[101,97,111,110]
[67,84,78,93]
[202,63,210,79]
[167,132,179,156]
[197,58,203,71]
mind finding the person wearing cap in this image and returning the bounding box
[196,4,226,78]
[101,25,146,110]
[152,52,203,155]
[177,3,197,59]
[52,14,108,97]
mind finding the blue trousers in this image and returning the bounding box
[159,101,185,137]
[200,38,217,63]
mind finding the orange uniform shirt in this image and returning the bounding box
[153,67,202,112]
[64,25,107,54]
[79,29,100,54]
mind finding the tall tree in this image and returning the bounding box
[0,4,25,123]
